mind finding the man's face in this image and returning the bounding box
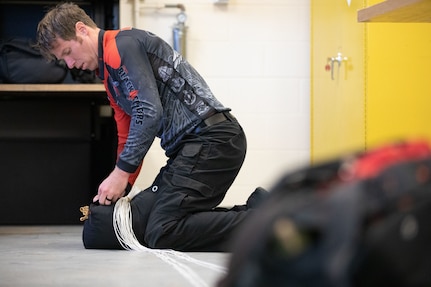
[51,34,98,71]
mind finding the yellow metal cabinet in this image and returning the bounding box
[311,0,366,163]
[364,0,431,149]
[311,0,431,163]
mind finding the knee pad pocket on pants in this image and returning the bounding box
[172,173,213,199]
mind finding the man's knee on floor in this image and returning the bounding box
[144,218,180,249]
[144,227,179,249]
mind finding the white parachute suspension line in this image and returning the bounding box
[113,187,227,287]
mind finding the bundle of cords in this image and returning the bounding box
[113,187,227,287]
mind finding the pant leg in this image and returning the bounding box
[144,116,249,251]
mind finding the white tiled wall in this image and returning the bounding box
[120,0,310,206]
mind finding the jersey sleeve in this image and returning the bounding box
[105,34,163,175]
[105,90,142,186]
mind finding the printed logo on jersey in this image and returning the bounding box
[118,65,137,100]
[171,77,185,93]
[182,90,196,106]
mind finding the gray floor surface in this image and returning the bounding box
[0,226,230,287]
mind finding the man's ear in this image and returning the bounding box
[75,21,87,36]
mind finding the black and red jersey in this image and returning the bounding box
[97,28,229,182]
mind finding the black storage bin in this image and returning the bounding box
[0,94,117,224]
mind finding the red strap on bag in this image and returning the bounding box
[352,140,431,179]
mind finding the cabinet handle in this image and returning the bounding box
[326,52,348,80]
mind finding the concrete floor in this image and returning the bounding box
[0,226,230,287]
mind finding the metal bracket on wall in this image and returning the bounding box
[134,1,188,57]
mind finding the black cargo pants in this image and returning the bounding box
[144,112,249,251]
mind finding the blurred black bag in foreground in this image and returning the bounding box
[218,140,431,287]
[0,38,68,83]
